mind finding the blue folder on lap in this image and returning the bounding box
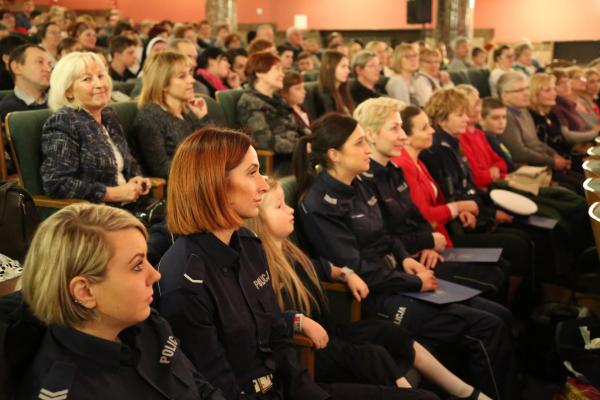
[402,279,482,305]
[441,247,502,263]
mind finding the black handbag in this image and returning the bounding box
[0,181,38,262]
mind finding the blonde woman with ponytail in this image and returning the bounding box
[247,179,492,400]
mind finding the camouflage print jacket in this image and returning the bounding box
[237,89,310,154]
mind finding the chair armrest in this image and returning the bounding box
[33,195,87,209]
[256,149,274,177]
[149,177,166,200]
[292,334,313,348]
[321,281,349,292]
[292,334,315,377]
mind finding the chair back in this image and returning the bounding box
[583,159,600,179]
[216,89,244,128]
[5,109,52,195]
[200,93,227,126]
[584,178,600,206]
[587,146,600,159]
[110,101,138,144]
[588,202,600,260]
[112,81,136,96]
[302,81,319,122]
[0,90,13,102]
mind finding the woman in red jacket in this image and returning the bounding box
[455,84,508,189]
[392,107,478,246]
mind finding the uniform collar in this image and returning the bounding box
[436,128,459,149]
[188,230,242,270]
[318,171,356,199]
[51,324,140,370]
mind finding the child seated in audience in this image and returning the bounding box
[246,179,491,400]
[282,70,311,129]
[480,97,518,171]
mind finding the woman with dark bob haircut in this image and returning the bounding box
[156,127,329,400]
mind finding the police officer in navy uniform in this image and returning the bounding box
[19,310,223,400]
[10,204,223,400]
[293,113,518,400]
[156,128,330,400]
[352,97,508,301]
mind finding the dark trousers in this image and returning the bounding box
[449,223,533,277]
[434,260,509,303]
[553,169,585,196]
[319,383,439,400]
[373,294,518,400]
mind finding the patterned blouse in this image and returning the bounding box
[41,106,142,203]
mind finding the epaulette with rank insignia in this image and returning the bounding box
[37,361,75,400]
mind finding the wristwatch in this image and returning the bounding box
[338,267,354,283]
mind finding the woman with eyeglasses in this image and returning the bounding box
[488,45,514,97]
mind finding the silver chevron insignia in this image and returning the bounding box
[39,388,69,400]
[184,273,204,284]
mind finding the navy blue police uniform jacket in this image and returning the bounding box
[18,309,224,400]
[419,129,497,223]
[156,227,329,400]
[296,171,422,296]
[362,159,435,254]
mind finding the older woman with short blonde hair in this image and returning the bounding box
[16,203,223,399]
[41,51,150,203]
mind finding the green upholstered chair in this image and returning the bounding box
[302,70,319,82]
[449,69,491,98]
[200,93,227,126]
[112,81,136,96]
[302,81,319,122]
[0,90,13,102]
[448,70,470,86]
[216,89,275,175]
[465,68,491,97]
[6,109,86,218]
[215,88,244,128]
[110,101,166,197]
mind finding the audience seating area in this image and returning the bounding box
[1,4,600,398]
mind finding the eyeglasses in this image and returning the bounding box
[504,86,529,93]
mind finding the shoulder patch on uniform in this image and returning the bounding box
[361,172,374,178]
[323,193,337,205]
[38,361,75,400]
[238,227,260,239]
[367,196,378,206]
[390,161,399,168]
[441,141,452,148]
[184,273,204,284]
[39,389,69,400]
[396,182,408,192]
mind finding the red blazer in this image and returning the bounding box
[458,127,507,189]
[393,149,453,246]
